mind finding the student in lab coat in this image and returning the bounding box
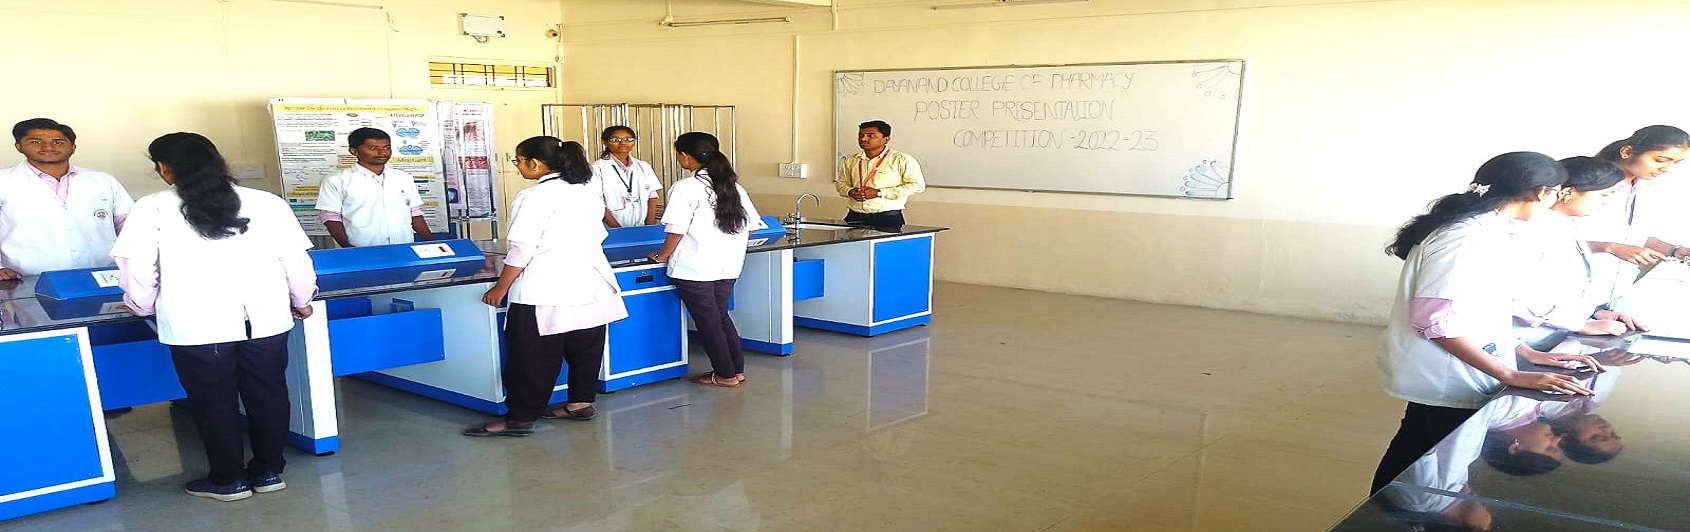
[0,118,135,279]
[314,127,434,247]
[111,132,317,502]
[1371,151,1605,495]
[1581,126,1690,292]
[1512,157,1648,349]
[589,126,663,228]
[648,132,765,388]
[463,137,627,437]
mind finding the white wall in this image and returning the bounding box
[557,0,1690,324]
[0,0,564,201]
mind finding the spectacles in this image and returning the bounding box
[510,157,524,167]
[606,137,636,143]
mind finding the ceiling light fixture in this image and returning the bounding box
[661,16,792,28]
[932,0,1088,10]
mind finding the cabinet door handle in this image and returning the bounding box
[635,274,655,283]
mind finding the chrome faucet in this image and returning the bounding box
[788,193,821,225]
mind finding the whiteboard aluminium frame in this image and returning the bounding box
[831,59,1246,200]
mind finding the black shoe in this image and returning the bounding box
[539,404,597,421]
[185,478,252,502]
[248,471,286,494]
[462,421,535,437]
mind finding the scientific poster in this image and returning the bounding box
[268,98,449,236]
[437,101,497,219]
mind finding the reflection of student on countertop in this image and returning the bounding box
[835,120,925,228]
[1381,393,1567,532]
[314,127,434,248]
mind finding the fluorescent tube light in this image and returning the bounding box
[662,16,792,28]
[932,0,1088,10]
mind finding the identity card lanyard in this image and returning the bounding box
[858,149,890,188]
[613,159,638,201]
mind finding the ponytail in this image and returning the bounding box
[1385,152,1564,259]
[515,135,593,184]
[674,132,747,234]
[147,132,248,240]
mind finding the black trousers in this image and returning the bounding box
[844,209,905,229]
[503,304,606,423]
[673,278,744,379]
[1370,402,1478,494]
[168,330,291,485]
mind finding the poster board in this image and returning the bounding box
[833,60,1245,198]
[268,98,450,236]
[437,101,497,220]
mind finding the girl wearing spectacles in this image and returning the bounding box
[465,136,628,437]
[589,126,664,228]
[1512,157,1647,349]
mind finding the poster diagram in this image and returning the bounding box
[268,98,450,236]
[437,101,497,220]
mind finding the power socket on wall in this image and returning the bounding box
[779,162,807,178]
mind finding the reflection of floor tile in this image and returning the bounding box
[6,282,1397,530]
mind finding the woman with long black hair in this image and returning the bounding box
[649,132,765,387]
[1582,126,1690,300]
[1370,152,1603,494]
[112,132,317,502]
[463,137,626,437]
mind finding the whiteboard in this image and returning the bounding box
[833,60,1244,198]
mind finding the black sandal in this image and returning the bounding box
[539,405,597,421]
[461,421,535,437]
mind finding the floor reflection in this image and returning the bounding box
[5,283,1405,531]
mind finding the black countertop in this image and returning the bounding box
[603,219,948,267]
[1330,333,1690,531]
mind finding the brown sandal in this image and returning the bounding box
[691,373,742,388]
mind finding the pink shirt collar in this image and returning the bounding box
[28,163,78,203]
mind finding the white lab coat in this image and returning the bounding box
[1379,212,1526,409]
[505,175,623,312]
[0,163,134,275]
[314,165,425,247]
[1511,211,1607,349]
[659,171,765,282]
[110,187,314,346]
[589,156,663,227]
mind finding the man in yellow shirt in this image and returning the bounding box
[835,120,925,228]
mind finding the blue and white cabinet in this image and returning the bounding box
[791,232,936,337]
[358,261,690,415]
[0,328,115,521]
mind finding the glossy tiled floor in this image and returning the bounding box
[2,283,1399,531]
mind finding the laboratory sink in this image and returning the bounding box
[786,222,855,231]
